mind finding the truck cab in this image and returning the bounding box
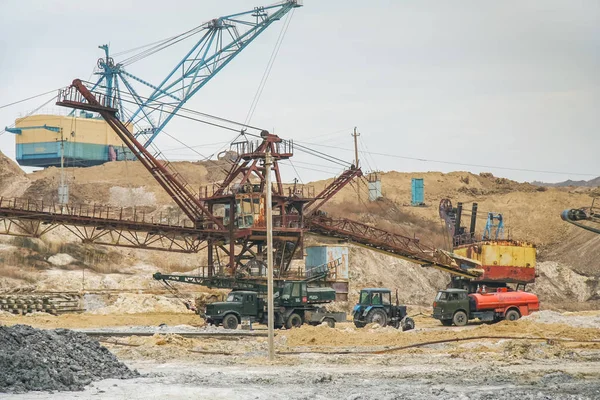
[352,288,414,330]
[205,290,263,329]
[432,288,470,326]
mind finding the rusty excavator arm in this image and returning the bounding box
[303,166,363,216]
[306,215,482,279]
[56,80,224,230]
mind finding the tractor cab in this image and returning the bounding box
[353,288,414,330]
[358,288,392,306]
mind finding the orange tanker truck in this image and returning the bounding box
[432,287,540,326]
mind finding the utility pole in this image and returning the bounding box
[265,150,275,361]
[57,128,68,211]
[352,126,360,168]
[352,127,360,202]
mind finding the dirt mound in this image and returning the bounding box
[20,159,230,207]
[89,293,192,314]
[531,261,600,310]
[0,151,29,197]
[0,150,24,178]
[0,324,137,393]
[540,228,600,277]
[523,310,600,328]
[315,170,594,247]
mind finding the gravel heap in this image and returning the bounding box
[0,324,138,393]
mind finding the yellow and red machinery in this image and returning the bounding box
[439,199,536,292]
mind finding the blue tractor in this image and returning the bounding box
[352,288,415,331]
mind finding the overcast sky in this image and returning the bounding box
[0,0,598,184]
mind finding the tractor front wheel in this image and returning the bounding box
[367,309,388,327]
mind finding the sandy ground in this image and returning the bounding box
[0,312,202,329]
[2,311,600,399]
[6,358,600,400]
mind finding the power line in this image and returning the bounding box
[293,142,352,167]
[296,141,598,177]
[0,89,60,110]
[83,80,266,133]
[244,8,295,127]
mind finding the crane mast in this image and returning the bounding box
[89,0,302,147]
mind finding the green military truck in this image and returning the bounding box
[204,280,346,329]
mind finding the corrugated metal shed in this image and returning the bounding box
[305,245,349,280]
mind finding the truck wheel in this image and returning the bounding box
[367,309,388,327]
[505,309,520,322]
[452,311,468,327]
[222,314,239,330]
[323,318,335,328]
[353,321,366,328]
[401,317,415,331]
[285,313,303,329]
[441,319,453,326]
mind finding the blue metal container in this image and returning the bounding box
[411,178,424,206]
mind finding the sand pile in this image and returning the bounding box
[523,310,600,329]
[89,293,192,314]
[0,324,137,393]
[531,261,600,309]
[0,150,29,197]
[280,317,600,348]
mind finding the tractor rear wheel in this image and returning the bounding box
[222,314,239,330]
[367,309,388,327]
[286,313,303,329]
[505,309,520,322]
[452,311,468,327]
[441,319,453,326]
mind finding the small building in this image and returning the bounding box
[411,178,425,206]
[10,113,134,168]
[367,172,382,201]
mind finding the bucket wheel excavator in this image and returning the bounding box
[561,198,600,235]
